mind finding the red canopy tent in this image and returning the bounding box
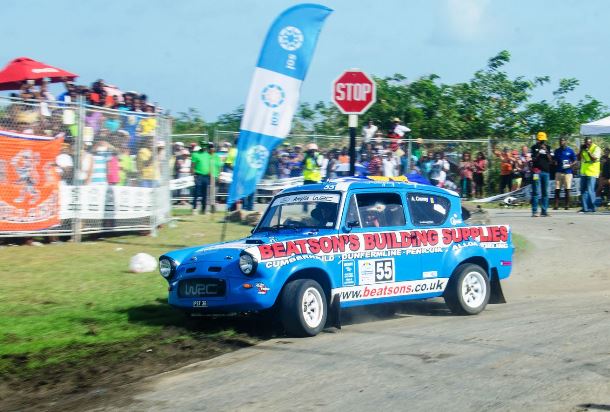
[0,57,78,91]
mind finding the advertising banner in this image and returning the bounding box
[227,3,332,206]
[0,130,62,231]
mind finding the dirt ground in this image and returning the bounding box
[0,322,271,411]
[2,208,609,411]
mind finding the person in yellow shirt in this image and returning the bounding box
[578,137,602,213]
[303,143,323,184]
[137,140,158,187]
[139,105,157,136]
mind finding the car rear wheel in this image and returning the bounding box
[280,279,327,337]
[444,263,490,315]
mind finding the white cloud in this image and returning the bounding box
[445,0,490,41]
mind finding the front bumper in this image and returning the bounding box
[168,275,276,313]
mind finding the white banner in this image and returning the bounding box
[169,175,195,191]
[60,184,154,220]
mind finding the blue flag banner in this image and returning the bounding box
[227,3,332,206]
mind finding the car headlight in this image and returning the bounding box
[159,257,176,279]
[239,252,257,276]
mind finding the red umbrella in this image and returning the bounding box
[0,57,78,91]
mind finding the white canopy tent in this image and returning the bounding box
[580,115,610,135]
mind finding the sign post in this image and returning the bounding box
[332,69,376,175]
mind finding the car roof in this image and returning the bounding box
[279,177,460,198]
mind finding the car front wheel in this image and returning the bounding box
[444,263,490,315]
[280,279,327,337]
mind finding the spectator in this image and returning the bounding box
[104,112,121,133]
[391,117,410,138]
[324,150,338,180]
[412,138,424,162]
[139,105,157,137]
[494,147,514,194]
[362,120,378,144]
[39,80,55,101]
[459,152,475,199]
[338,147,349,164]
[191,142,222,215]
[553,137,577,210]
[519,146,532,188]
[118,142,135,186]
[473,152,487,198]
[531,132,552,217]
[599,148,610,207]
[265,149,280,179]
[511,149,523,190]
[137,140,157,188]
[77,145,94,184]
[419,154,433,181]
[303,143,323,184]
[577,137,602,213]
[55,143,74,184]
[367,151,382,176]
[107,149,120,185]
[224,138,238,172]
[389,142,404,174]
[429,152,449,187]
[382,152,396,177]
[90,141,111,185]
[279,153,291,178]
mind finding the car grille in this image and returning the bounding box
[178,278,226,298]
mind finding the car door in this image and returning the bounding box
[338,190,422,306]
[405,190,453,282]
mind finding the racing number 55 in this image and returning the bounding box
[375,259,394,282]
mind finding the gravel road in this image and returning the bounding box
[95,209,610,412]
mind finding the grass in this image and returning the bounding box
[0,213,252,376]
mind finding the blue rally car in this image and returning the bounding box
[159,177,514,337]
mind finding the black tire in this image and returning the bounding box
[444,263,490,315]
[280,279,328,337]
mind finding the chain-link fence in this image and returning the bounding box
[170,129,610,208]
[0,96,172,239]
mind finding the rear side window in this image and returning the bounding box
[356,192,406,228]
[407,192,451,226]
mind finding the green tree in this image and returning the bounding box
[525,78,608,138]
[207,50,608,143]
[172,108,206,134]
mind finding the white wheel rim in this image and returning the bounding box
[302,287,324,329]
[461,271,486,309]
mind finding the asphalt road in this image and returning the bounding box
[96,209,610,412]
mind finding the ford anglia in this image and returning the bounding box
[159,177,514,337]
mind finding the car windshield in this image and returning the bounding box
[255,192,341,233]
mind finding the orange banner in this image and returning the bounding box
[0,130,63,231]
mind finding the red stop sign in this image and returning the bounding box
[332,70,376,114]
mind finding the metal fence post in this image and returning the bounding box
[407,137,413,173]
[487,136,493,195]
[150,112,160,237]
[73,97,85,243]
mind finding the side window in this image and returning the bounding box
[356,192,406,228]
[407,192,451,226]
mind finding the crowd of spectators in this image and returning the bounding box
[174,119,610,212]
[1,79,165,188]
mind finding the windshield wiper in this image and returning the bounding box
[256,224,299,232]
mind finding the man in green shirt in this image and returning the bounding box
[191,142,222,214]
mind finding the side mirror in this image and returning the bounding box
[461,207,471,221]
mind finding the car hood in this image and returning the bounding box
[162,229,333,266]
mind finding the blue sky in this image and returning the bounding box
[1,0,608,121]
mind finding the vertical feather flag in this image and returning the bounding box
[227,3,332,206]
